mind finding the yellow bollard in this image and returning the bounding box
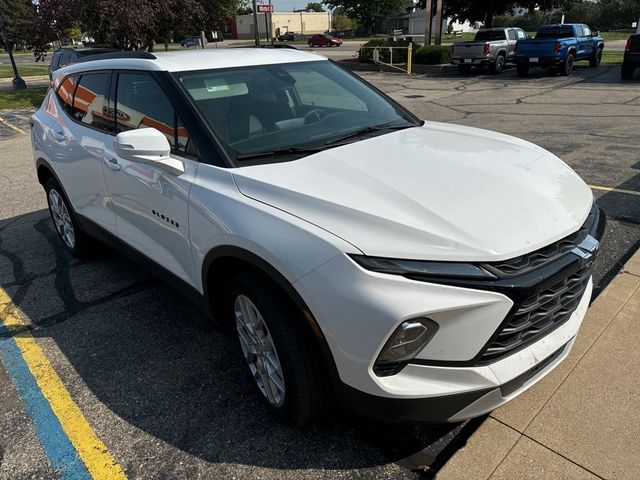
[407,43,413,75]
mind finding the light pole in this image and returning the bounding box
[0,19,26,90]
[252,0,260,46]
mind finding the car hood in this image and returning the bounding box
[232,122,593,261]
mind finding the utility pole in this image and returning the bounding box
[252,0,260,46]
[269,0,274,45]
[434,0,443,45]
[424,0,433,46]
[0,19,26,90]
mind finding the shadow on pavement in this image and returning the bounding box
[0,209,462,475]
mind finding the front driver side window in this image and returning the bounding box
[115,73,195,155]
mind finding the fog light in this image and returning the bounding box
[374,318,439,377]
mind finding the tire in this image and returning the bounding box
[308,42,313,48]
[458,65,471,75]
[560,53,574,76]
[44,177,94,257]
[589,48,602,68]
[516,63,529,76]
[621,62,635,79]
[491,54,506,74]
[230,271,330,425]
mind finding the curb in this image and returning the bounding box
[436,245,640,480]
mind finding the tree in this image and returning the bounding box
[306,2,325,12]
[417,0,567,28]
[0,0,37,49]
[333,13,355,31]
[323,0,406,33]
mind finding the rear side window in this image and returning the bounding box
[516,29,527,40]
[508,29,517,41]
[115,73,194,155]
[72,73,112,132]
[56,75,79,116]
[536,26,575,39]
[475,30,506,41]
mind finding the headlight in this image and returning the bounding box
[374,318,439,376]
[349,255,496,280]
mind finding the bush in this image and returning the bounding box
[358,38,420,64]
[413,45,451,65]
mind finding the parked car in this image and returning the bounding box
[32,49,604,425]
[48,47,116,78]
[277,32,297,41]
[621,34,640,79]
[181,36,201,48]
[514,23,604,76]
[308,34,343,47]
[451,27,528,74]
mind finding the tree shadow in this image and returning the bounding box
[0,210,462,476]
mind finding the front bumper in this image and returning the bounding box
[295,206,605,422]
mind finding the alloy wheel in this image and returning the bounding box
[235,294,286,407]
[48,189,75,249]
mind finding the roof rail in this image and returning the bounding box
[236,44,299,50]
[71,51,157,65]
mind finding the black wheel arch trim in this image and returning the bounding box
[201,245,342,388]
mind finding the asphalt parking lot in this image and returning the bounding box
[1,63,639,479]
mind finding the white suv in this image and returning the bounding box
[31,49,605,424]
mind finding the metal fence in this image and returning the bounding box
[359,44,413,75]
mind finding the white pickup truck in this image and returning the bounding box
[451,27,529,74]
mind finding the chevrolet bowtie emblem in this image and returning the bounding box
[572,235,599,260]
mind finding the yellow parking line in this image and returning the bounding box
[0,115,27,135]
[0,289,127,480]
[589,184,640,197]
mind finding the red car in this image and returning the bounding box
[307,34,343,47]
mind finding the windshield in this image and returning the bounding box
[475,30,506,41]
[536,26,574,39]
[176,60,418,163]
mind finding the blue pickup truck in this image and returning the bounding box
[514,24,604,76]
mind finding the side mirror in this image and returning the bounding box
[114,128,184,176]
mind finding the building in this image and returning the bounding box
[235,12,331,40]
[398,9,478,37]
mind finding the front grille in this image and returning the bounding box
[484,206,599,277]
[480,262,593,362]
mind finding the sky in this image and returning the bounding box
[263,0,319,13]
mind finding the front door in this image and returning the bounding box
[102,72,199,286]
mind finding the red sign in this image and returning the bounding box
[257,5,274,12]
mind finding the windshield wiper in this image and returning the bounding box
[324,121,421,146]
[236,146,325,161]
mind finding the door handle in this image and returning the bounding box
[104,156,121,171]
[51,130,67,142]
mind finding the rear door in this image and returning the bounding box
[45,71,117,232]
[102,71,199,285]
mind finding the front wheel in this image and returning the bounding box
[231,272,330,425]
[560,54,575,76]
[589,48,603,68]
[516,64,529,76]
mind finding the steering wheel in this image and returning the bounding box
[304,109,328,124]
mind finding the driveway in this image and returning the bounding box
[0,63,638,479]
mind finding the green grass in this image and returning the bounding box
[600,31,635,41]
[0,64,50,79]
[0,87,47,110]
[602,51,625,64]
